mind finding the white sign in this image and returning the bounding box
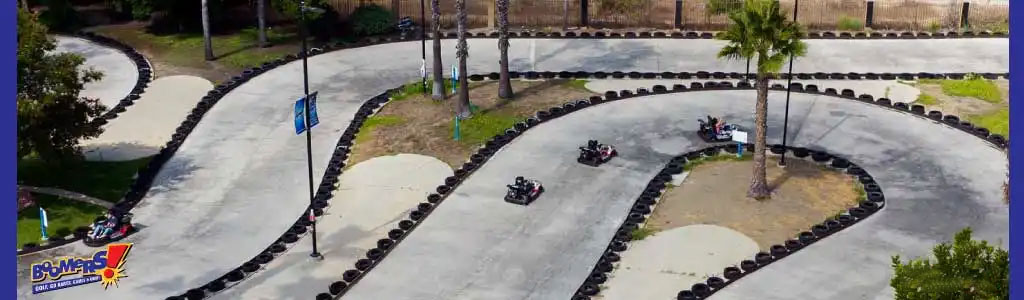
[732,130,748,143]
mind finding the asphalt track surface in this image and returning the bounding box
[16,38,1007,299]
[53,35,139,111]
[341,90,1007,300]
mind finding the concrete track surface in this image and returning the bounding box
[17,38,1007,299]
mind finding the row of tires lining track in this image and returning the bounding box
[24,26,1006,294]
[16,31,154,255]
[570,143,885,300]
[309,72,1004,299]
[310,75,1004,300]
[438,29,1008,40]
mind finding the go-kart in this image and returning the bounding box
[505,176,544,205]
[578,140,617,167]
[697,115,740,142]
[83,211,136,247]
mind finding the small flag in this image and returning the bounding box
[309,208,316,222]
[39,207,48,241]
[420,59,426,79]
[451,64,458,93]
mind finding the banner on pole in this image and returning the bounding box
[294,92,320,135]
[39,207,48,241]
[308,92,319,128]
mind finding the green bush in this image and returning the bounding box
[837,16,863,31]
[890,228,1008,300]
[37,0,81,32]
[350,4,394,36]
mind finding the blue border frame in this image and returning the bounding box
[6,2,17,299]
[1010,0,1021,297]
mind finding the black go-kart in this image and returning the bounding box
[578,140,617,167]
[697,115,740,143]
[83,211,136,247]
[505,176,544,205]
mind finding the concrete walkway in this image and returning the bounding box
[585,79,923,104]
[341,90,1006,300]
[18,186,113,209]
[15,38,1007,299]
[53,35,140,111]
[597,225,760,300]
[81,75,213,161]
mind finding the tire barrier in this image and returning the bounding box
[68,32,155,130]
[672,145,885,299]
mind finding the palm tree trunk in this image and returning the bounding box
[257,0,268,48]
[455,0,472,118]
[431,0,446,100]
[748,71,770,199]
[202,0,214,61]
[497,0,512,99]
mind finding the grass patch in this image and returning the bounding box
[837,16,864,31]
[355,115,406,145]
[968,107,1009,137]
[17,156,152,202]
[918,78,1002,103]
[390,78,456,101]
[915,93,939,105]
[682,151,754,171]
[630,226,658,241]
[453,112,523,146]
[17,194,106,247]
[563,79,589,91]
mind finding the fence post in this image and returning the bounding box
[674,0,683,29]
[581,0,589,28]
[865,0,874,28]
[960,1,970,30]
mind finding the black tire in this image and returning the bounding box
[785,239,803,251]
[811,224,830,236]
[580,283,600,296]
[329,281,349,295]
[610,241,628,252]
[838,214,856,226]
[692,283,711,297]
[770,244,788,257]
[204,279,226,292]
[603,251,621,263]
[388,229,405,240]
[755,252,773,264]
[850,207,868,218]
[677,290,698,300]
[587,272,608,284]
[185,289,205,300]
[707,276,726,289]
[740,260,758,272]
[723,266,742,280]
[342,269,361,282]
[799,231,816,244]
[377,238,395,250]
[242,261,260,273]
[399,220,415,230]
[355,258,373,271]
[281,233,299,243]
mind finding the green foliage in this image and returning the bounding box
[968,108,1008,137]
[389,78,454,101]
[927,21,942,33]
[37,0,82,32]
[598,0,650,16]
[147,0,226,34]
[630,227,658,240]
[916,93,938,105]
[17,155,153,202]
[717,0,806,74]
[890,228,1009,300]
[451,113,523,146]
[17,194,107,247]
[563,79,589,91]
[18,7,105,161]
[350,4,394,36]
[941,79,1002,104]
[109,0,154,20]
[836,16,863,31]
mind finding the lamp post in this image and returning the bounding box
[779,0,798,166]
[299,0,322,259]
[421,0,427,93]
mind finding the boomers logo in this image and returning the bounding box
[30,243,133,294]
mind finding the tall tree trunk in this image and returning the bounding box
[202,0,214,61]
[455,0,472,118]
[748,71,770,199]
[497,0,512,99]
[562,0,568,29]
[257,0,267,48]
[431,0,446,100]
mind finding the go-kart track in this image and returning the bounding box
[16,37,1008,300]
[52,35,142,112]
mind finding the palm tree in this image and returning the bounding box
[496,0,512,99]
[257,0,268,48]
[717,0,805,199]
[430,0,445,100]
[454,0,471,118]
[202,0,214,61]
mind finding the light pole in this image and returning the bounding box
[421,0,427,93]
[779,0,798,166]
[299,0,322,259]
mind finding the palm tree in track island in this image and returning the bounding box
[717,0,805,199]
[430,0,446,100]
[202,0,214,61]
[496,0,513,99]
[455,0,472,118]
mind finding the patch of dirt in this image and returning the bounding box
[348,79,597,168]
[647,156,861,251]
[914,80,1009,117]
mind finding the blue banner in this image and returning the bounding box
[294,98,306,135]
[308,92,319,128]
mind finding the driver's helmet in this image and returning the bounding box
[588,140,598,150]
[515,176,525,184]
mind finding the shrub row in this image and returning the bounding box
[672,145,884,300]
[439,29,1008,40]
[471,70,1009,82]
[67,31,155,130]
